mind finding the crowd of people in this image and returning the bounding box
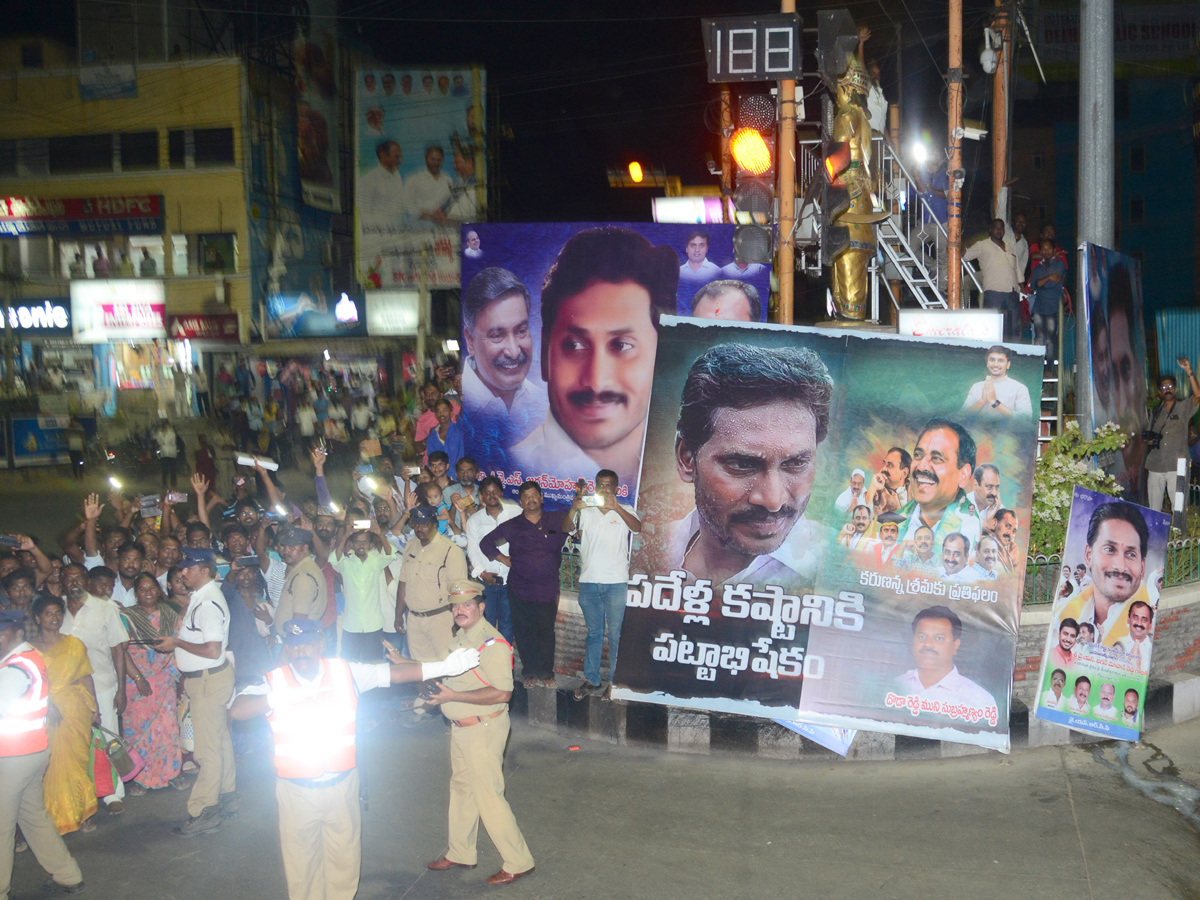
[0,372,644,899]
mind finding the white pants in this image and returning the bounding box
[96,686,125,804]
[1147,467,1183,514]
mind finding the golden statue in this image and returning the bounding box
[828,57,883,321]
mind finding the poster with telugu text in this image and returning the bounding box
[1033,486,1168,740]
[611,318,1042,751]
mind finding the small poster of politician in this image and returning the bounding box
[611,319,1042,751]
[459,223,772,509]
[1033,486,1168,740]
[355,67,485,290]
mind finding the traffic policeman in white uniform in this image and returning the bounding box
[230,618,481,900]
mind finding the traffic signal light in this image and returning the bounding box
[816,9,859,89]
[730,93,775,264]
[819,139,851,265]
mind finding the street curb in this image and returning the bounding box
[509,668,1200,761]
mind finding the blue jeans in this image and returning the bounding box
[578,582,627,685]
[482,582,513,644]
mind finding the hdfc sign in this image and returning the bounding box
[71,280,167,343]
[0,195,165,236]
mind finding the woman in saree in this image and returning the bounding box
[120,573,183,793]
[28,596,99,835]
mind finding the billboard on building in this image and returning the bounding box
[1081,243,1148,500]
[263,291,366,339]
[1033,486,1168,740]
[294,0,341,212]
[0,196,164,236]
[71,280,166,343]
[611,317,1042,751]
[460,223,773,509]
[354,66,485,290]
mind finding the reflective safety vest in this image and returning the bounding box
[266,658,358,780]
[0,648,50,757]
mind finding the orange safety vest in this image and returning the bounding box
[265,658,358,780]
[0,648,50,757]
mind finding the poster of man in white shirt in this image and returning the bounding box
[962,345,1031,417]
[354,68,484,290]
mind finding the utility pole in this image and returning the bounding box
[946,0,964,308]
[719,85,733,223]
[777,0,798,324]
[1076,0,1114,437]
[991,0,1010,218]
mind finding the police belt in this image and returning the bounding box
[180,659,230,679]
[450,709,505,728]
[285,769,353,789]
[409,604,453,618]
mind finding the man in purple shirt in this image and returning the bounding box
[479,481,568,689]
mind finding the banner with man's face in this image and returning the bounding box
[1082,243,1148,500]
[459,223,772,509]
[1033,486,1168,740]
[612,318,1042,751]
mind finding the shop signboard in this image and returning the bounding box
[0,195,164,236]
[0,299,72,337]
[897,309,1004,343]
[11,415,71,468]
[167,314,240,343]
[365,290,420,336]
[71,280,167,343]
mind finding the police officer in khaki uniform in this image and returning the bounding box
[274,529,328,637]
[425,580,535,886]
[394,506,467,662]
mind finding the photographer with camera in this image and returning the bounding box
[1145,359,1200,512]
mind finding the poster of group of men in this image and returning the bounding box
[355,68,483,290]
[1034,486,1168,740]
[459,223,772,509]
[457,226,1165,751]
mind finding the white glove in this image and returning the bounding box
[421,647,481,680]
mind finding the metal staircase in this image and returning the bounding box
[795,137,985,316]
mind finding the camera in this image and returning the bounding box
[1142,430,1163,450]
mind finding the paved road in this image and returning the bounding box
[9,707,1200,900]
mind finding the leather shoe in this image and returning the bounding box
[486,869,531,885]
[427,856,474,871]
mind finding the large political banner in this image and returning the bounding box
[612,318,1042,751]
[460,223,772,509]
[1034,486,1168,740]
[294,0,341,212]
[355,67,484,290]
[1082,243,1147,500]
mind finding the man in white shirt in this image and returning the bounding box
[350,398,374,439]
[296,400,317,443]
[1004,212,1030,284]
[834,469,868,514]
[1040,668,1067,711]
[1065,675,1092,715]
[963,219,1022,340]
[153,550,236,837]
[677,231,721,300]
[464,477,519,643]
[358,140,405,228]
[935,533,977,582]
[110,542,146,608]
[461,267,548,444]
[565,470,641,698]
[869,448,910,516]
[60,563,128,812]
[1093,682,1119,720]
[666,342,834,589]
[1114,600,1154,673]
[897,606,997,711]
[962,345,1032,417]
[404,146,453,228]
[156,421,179,488]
